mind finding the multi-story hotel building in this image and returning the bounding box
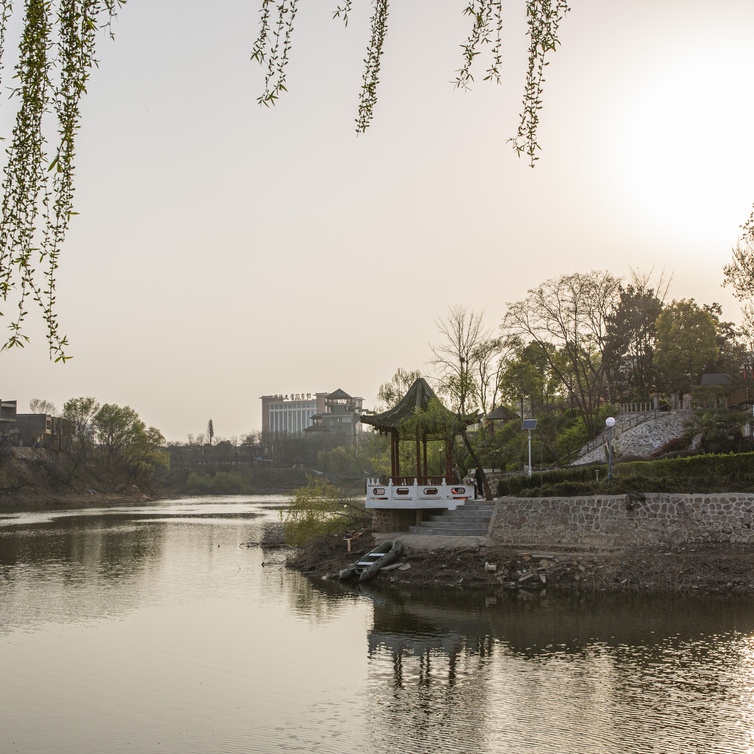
[260,392,326,436]
[260,389,363,437]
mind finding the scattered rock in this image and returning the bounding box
[288,536,754,595]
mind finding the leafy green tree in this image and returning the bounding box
[62,396,100,458]
[376,367,423,410]
[499,341,561,415]
[701,302,747,379]
[93,403,143,470]
[603,283,664,401]
[124,425,169,482]
[316,433,390,479]
[654,299,719,393]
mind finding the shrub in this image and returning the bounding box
[283,477,371,546]
[186,470,256,494]
[497,452,754,496]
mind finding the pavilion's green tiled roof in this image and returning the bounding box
[361,378,475,435]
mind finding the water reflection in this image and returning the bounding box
[345,584,754,753]
[2,500,754,753]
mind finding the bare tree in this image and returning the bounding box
[504,271,621,439]
[430,306,494,499]
[430,306,489,414]
[29,398,57,415]
[471,336,517,419]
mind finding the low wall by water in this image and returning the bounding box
[490,493,754,549]
[372,508,445,532]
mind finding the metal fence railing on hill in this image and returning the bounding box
[564,411,659,465]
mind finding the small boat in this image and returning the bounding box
[339,539,404,583]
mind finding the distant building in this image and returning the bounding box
[260,392,327,436]
[304,389,364,438]
[0,399,17,440]
[15,413,53,446]
[0,401,70,448]
[260,389,364,438]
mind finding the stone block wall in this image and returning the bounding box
[371,508,443,533]
[490,494,754,549]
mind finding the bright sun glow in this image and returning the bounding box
[612,49,754,247]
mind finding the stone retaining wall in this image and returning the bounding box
[490,494,754,549]
[372,508,442,532]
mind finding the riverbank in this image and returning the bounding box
[0,487,166,512]
[288,533,754,596]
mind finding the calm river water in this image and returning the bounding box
[1,496,754,754]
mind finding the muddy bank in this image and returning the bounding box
[0,487,167,512]
[288,533,754,596]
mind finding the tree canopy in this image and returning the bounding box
[654,299,719,393]
[723,232,754,338]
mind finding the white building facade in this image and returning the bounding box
[260,390,364,438]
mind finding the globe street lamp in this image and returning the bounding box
[605,416,616,481]
[522,419,537,477]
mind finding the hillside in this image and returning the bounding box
[0,446,163,509]
[573,411,693,465]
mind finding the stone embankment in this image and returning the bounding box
[490,493,754,549]
[295,485,754,596]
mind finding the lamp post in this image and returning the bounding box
[522,419,537,477]
[605,416,616,481]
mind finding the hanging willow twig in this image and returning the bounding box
[332,0,353,27]
[455,0,504,91]
[40,0,104,359]
[0,0,123,361]
[355,0,388,133]
[252,0,569,147]
[1,0,571,360]
[252,0,299,108]
[0,0,54,354]
[510,0,570,166]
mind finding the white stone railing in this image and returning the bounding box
[365,477,474,510]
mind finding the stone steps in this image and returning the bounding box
[409,501,495,537]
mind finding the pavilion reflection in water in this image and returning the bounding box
[356,586,754,753]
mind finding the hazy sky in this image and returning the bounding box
[4,0,754,442]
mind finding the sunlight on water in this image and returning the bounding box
[2,498,754,753]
